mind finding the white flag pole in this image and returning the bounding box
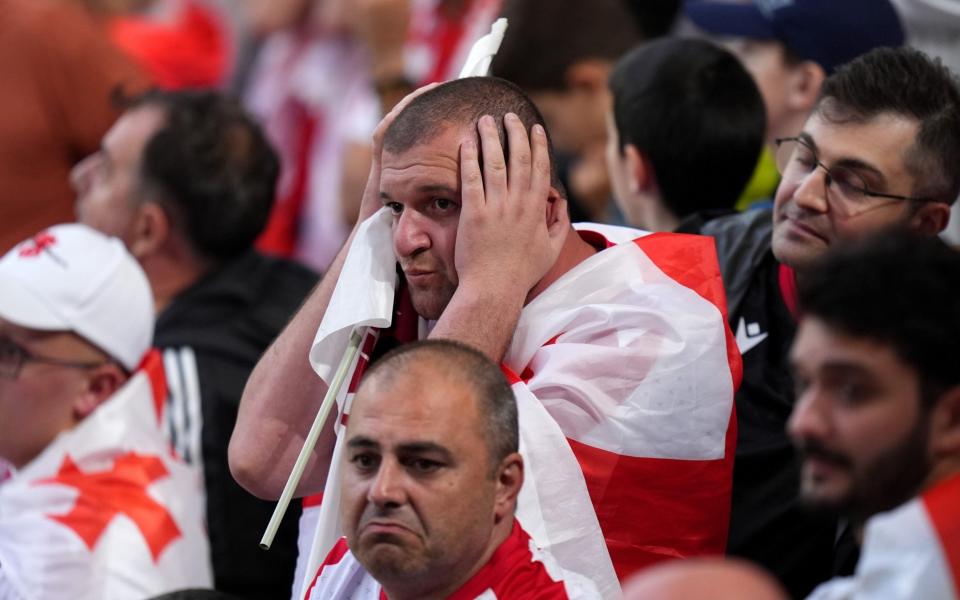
[260,327,365,550]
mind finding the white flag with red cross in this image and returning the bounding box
[0,351,212,600]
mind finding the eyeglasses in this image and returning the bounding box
[0,336,109,379]
[774,137,931,211]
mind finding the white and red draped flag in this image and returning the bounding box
[294,211,739,600]
[807,473,960,600]
[0,351,212,600]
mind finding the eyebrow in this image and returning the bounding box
[345,436,454,460]
[379,184,459,202]
[789,355,873,379]
[799,131,889,187]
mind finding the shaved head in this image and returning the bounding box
[623,558,787,600]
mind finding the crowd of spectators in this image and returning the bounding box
[2,1,960,599]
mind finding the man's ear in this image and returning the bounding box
[545,186,571,228]
[624,144,656,195]
[73,363,128,421]
[493,452,524,523]
[785,60,826,113]
[930,386,960,457]
[127,201,171,260]
[909,201,951,235]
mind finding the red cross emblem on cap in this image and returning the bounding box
[18,231,57,258]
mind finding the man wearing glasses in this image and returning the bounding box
[0,224,211,599]
[697,46,960,597]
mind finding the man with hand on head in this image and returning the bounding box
[693,46,960,597]
[789,233,960,599]
[305,340,600,599]
[230,77,739,595]
[0,224,211,600]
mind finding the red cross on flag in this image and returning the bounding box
[0,351,212,599]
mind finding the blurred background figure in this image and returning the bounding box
[683,0,905,210]
[606,37,765,232]
[73,89,317,598]
[105,0,237,90]
[242,0,501,272]
[622,558,787,600]
[492,0,681,223]
[0,0,147,253]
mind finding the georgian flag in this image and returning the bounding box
[293,210,739,600]
[807,473,960,600]
[0,351,212,600]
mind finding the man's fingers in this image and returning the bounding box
[372,82,441,150]
[460,138,484,213]
[530,123,551,201]
[505,113,532,192]
[478,115,507,204]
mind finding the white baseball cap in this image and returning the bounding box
[0,224,154,371]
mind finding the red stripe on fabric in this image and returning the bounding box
[137,349,167,425]
[778,263,799,320]
[578,229,617,250]
[256,103,319,257]
[449,521,571,599]
[922,473,960,596]
[422,2,469,83]
[303,538,351,600]
[302,493,323,509]
[501,365,523,385]
[568,433,734,581]
[347,329,380,394]
[633,232,743,391]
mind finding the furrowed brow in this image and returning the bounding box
[346,436,381,450]
[396,441,454,461]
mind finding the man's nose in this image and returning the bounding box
[367,458,407,508]
[791,165,831,214]
[787,389,832,445]
[393,210,431,258]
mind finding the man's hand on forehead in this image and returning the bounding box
[356,83,440,224]
[454,112,568,297]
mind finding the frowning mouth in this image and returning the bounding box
[361,520,419,539]
[403,269,438,284]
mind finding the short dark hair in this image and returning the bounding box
[360,339,519,473]
[490,0,642,92]
[126,89,279,262]
[816,47,960,205]
[383,77,564,194]
[609,38,765,218]
[798,232,960,403]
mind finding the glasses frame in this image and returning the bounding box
[773,137,932,204]
[0,336,109,380]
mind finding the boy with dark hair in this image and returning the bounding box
[698,45,960,597]
[490,0,648,221]
[606,37,765,230]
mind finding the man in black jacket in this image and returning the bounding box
[73,89,317,598]
[692,47,960,597]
